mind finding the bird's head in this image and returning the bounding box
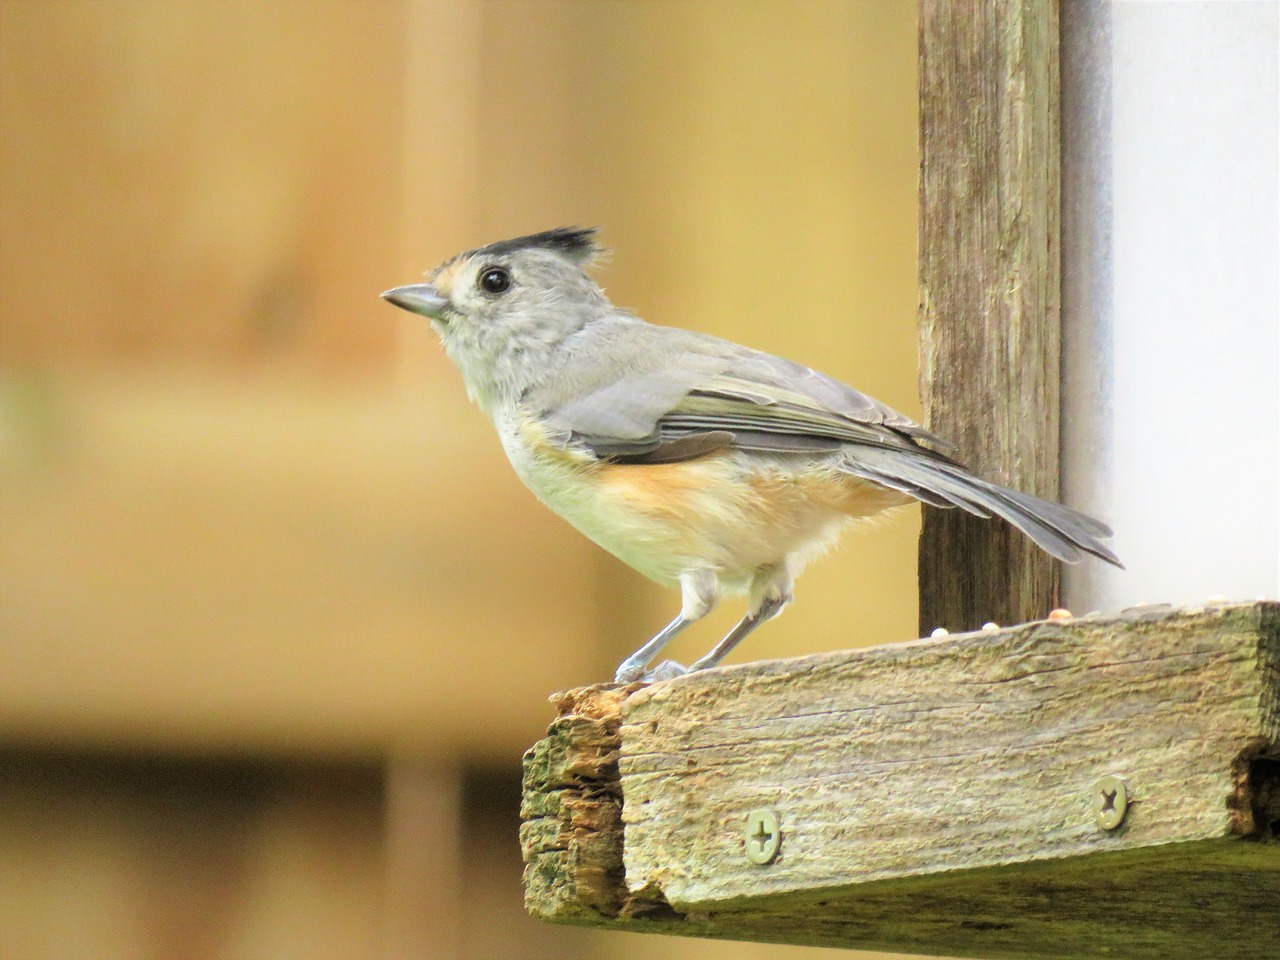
[383,226,607,338]
[381,226,610,408]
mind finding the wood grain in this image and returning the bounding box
[917,0,1063,634]
[522,602,1280,958]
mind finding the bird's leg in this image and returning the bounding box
[614,569,718,683]
[614,614,691,683]
[687,563,792,674]
[684,599,784,673]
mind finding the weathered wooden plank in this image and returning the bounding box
[917,0,1063,634]
[521,602,1280,959]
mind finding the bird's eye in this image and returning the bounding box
[479,266,511,295]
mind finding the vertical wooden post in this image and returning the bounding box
[382,756,461,960]
[918,0,1062,634]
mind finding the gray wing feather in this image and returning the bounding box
[544,362,725,442]
[532,320,943,455]
[722,351,952,448]
[531,320,734,445]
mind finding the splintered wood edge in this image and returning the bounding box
[519,683,671,923]
[519,680,714,926]
[519,602,1280,944]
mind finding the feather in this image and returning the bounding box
[466,226,602,263]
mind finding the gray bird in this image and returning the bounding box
[382,227,1121,682]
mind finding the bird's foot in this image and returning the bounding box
[642,659,688,682]
[614,658,646,683]
[614,658,688,684]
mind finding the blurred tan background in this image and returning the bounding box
[0,2,926,959]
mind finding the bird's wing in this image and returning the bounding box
[664,348,956,454]
[539,351,735,449]
[536,327,955,465]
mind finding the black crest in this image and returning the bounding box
[467,226,601,263]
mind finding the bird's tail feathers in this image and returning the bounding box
[840,447,1123,568]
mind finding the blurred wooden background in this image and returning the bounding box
[0,2,925,959]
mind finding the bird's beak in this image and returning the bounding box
[380,283,449,320]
